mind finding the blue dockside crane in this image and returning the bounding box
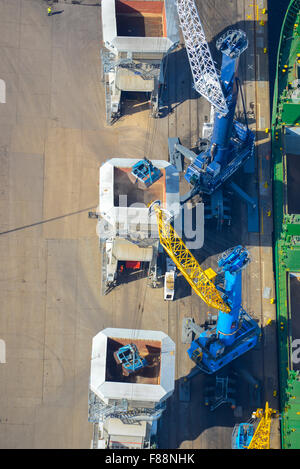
[183,30,253,197]
[184,246,260,374]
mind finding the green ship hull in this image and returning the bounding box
[272,0,300,449]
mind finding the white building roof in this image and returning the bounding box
[90,328,175,405]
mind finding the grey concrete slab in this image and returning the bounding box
[20,0,50,27]
[10,117,47,154]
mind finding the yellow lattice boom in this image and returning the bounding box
[153,204,230,313]
[248,402,277,449]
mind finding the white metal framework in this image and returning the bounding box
[176,0,228,115]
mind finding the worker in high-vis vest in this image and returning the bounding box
[47,6,52,16]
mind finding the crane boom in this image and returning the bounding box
[176,0,228,115]
[152,203,230,313]
[247,402,277,449]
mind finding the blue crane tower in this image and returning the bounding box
[170,0,258,230]
[185,246,260,374]
[184,30,253,195]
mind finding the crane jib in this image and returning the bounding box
[154,206,231,313]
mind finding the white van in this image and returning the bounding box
[164,270,175,301]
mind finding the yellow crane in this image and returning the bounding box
[232,402,278,449]
[247,402,278,449]
[150,202,230,313]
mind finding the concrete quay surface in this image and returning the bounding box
[0,0,280,448]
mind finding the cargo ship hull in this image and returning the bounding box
[272,0,300,449]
